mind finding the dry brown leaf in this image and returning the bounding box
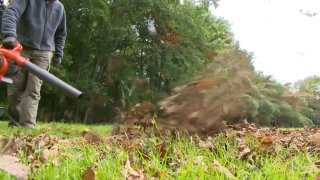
[140,114,153,127]
[199,140,216,152]
[122,159,145,180]
[193,156,208,172]
[12,139,25,152]
[0,155,30,180]
[0,136,9,150]
[259,136,273,145]
[82,167,96,180]
[193,156,204,165]
[127,127,142,136]
[311,133,320,147]
[42,144,59,163]
[82,131,103,144]
[315,160,320,168]
[239,147,252,159]
[152,171,169,179]
[121,139,131,149]
[0,138,25,155]
[38,139,46,148]
[27,155,35,162]
[58,139,73,147]
[0,137,11,154]
[63,131,72,135]
[213,160,236,180]
[258,136,273,149]
[156,143,168,158]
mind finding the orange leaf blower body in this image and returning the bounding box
[0,44,82,99]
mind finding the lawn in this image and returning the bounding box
[0,121,319,179]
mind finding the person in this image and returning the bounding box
[1,0,67,129]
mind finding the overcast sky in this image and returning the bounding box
[212,0,320,83]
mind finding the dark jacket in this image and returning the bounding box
[2,0,67,58]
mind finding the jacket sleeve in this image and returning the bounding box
[1,0,28,38]
[54,8,67,58]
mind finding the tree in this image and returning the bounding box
[293,75,320,124]
[37,0,232,123]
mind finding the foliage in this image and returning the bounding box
[293,75,320,124]
[37,0,233,123]
[245,73,313,127]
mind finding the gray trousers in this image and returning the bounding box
[7,48,53,128]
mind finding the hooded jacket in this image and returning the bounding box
[2,0,67,58]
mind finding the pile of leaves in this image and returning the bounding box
[114,121,320,157]
[111,122,320,179]
[2,122,320,179]
[118,51,256,136]
[0,133,68,179]
[119,50,312,136]
[229,123,320,159]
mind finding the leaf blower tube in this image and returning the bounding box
[0,44,83,99]
[23,61,83,99]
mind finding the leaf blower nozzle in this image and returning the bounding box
[23,61,83,99]
[0,44,83,99]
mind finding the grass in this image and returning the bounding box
[0,120,319,179]
[0,121,113,138]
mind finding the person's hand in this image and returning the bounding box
[2,37,18,49]
[52,56,61,67]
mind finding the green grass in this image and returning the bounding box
[0,121,113,138]
[0,121,319,179]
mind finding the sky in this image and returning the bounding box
[211,0,320,83]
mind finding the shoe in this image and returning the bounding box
[20,123,36,129]
[8,121,19,128]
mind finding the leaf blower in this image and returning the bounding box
[0,44,83,99]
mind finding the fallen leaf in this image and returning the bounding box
[199,140,216,152]
[27,155,35,162]
[63,130,72,135]
[122,159,145,180]
[81,131,103,144]
[315,160,320,168]
[58,139,73,147]
[213,160,236,180]
[259,136,273,145]
[140,114,153,127]
[0,138,25,155]
[11,139,25,152]
[82,167,96,180]
[193,156,204,165]
[0,136,8,149]
[127,127,142,136]
[311,133,320,147]
[0,137,11,154]
[156,143,168,158]
[38,139,46,148]
[152,171,169,179]
[193,156,208,172]
[0,155,30,180]
[239,147,252,159]
[42,144,59,163]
